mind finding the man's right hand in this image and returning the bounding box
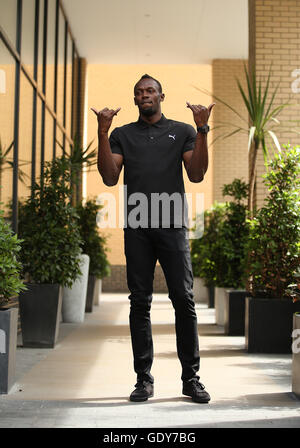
[91,107,121,135]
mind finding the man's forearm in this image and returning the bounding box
[187,133,208,182]
[97,132,119,186]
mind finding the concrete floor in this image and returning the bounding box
[0,293,300,428]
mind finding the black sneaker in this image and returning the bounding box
[129,380,154,402]
[182,379,211,403]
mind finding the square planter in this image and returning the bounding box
[208,285,215,309]
[93,278,102,306]
[62,254,90,323]
[215,287,233,325]
[0,307,18,394]
[292,312,300,399]
[224,290,249,335]
[85,275,96,313]
[19,283,62,348]
[193,277,209,305]
[245,297,300,354]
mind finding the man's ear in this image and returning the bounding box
[160,93,165,102]
[134,97,137,105]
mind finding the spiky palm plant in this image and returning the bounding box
[194,65,291,217]
[57,135,97,207]
[0,139,29,203]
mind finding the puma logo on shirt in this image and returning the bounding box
[169,134,176,140]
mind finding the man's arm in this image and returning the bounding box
[183,102,215,183]
[91,107,123,186]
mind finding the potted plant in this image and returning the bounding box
[217,179,251,335]
[18,157,82,346]
[190,220,209,305]
[244,145,300,353]
[194,65,292,218]
[57,137,97,322]
[196,202,227,310]
[0,207,26,393]
[76,198,111,312]
[288,271,300,398]
[199,179,250,327]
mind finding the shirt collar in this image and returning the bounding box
[137,114,167,129]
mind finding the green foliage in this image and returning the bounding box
[218,179,250,288]
[191,179,250,289]
[76,199,111,279]
[58,135,97,207]
[18,158,83,287]
[191,202,227,286]
[0,208,27,304]
[193,65,292,216]
[0,138,29,203]
[245,145,300,298]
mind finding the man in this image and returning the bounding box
[91,74,214,403]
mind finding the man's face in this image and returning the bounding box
[134,78,164,116]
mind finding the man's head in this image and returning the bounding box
[134,74,165,117]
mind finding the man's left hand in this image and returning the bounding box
[186,102,215,127]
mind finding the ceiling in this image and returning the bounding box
[62,0,248,64]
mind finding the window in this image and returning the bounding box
[0,0,81,231]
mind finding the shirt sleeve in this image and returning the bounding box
[182,124,197,154]
[109,128,123,156]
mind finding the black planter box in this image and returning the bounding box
[19,283,62,348]
[292,313,300,398]
[208,285,215,308]
[245,296,300,354]
[85,275,96,313]
[0,307,18,394]
[224,290,249,335]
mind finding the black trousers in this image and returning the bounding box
[124,227,200,383]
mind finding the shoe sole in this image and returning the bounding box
[182,392,210,403]
[129,392,154,402]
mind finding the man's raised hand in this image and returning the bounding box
[186,102,215,127]
[91,107,121,135]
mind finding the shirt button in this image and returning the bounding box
[150,136,154,139]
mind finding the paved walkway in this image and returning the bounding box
[0,293,300,428]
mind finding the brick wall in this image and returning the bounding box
[249,0,300,208]
[212,59,249,202]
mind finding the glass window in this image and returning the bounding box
[45,0,56,110]
[35,95,42,183]
[44,108,54,163]
[37,0,44,88]
[0,0,18,49]
[55,127,64,158]
[65,33,73,140]
[18,72,34,200]
[0,39,16,210]
[56,9,65,129]
[21,0,36,78]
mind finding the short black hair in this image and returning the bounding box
[134,74,162,94]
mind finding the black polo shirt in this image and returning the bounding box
[109,114,196,228]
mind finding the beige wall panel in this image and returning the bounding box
[212,59,249,203]
[86,64,213,266]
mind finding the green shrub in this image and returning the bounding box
[245,145,300,298]
[76,199,111,279]
[191,179,249,289]
[0,208,26,304]
[217,179,250,288]
[18,158,83,287]
[194,202,227,287]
